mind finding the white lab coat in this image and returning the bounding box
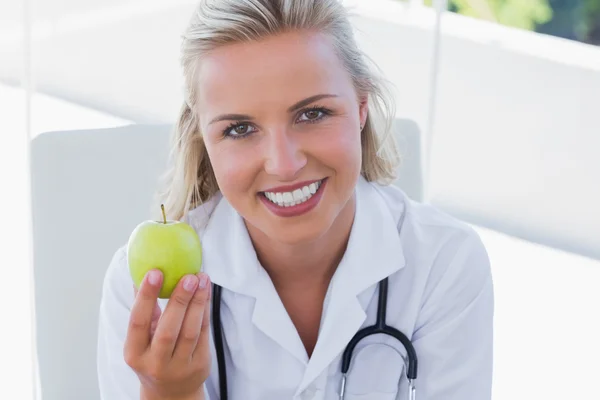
[97,176,494,400]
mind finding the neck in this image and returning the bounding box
[247,195,356,292]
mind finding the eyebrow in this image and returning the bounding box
[287,93,338,112]
[208,93,338,125]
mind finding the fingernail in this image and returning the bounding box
[148,270,161,286]
[198,274,208,289]
[183,275,198,292]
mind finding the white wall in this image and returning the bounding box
[425,12,600,260]
[343,1,600,260]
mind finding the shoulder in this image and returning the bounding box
[371,181,492,308]
[180,192,223,238]
[370,180,482,244]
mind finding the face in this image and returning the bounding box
[195,30,368,245]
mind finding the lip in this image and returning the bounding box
[259,178,328,218]
[261,179,324,194]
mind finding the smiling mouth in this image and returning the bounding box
[260,179,325,208]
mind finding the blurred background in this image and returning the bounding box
[1,0,598,399]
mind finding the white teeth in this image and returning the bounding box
[263,179,323,208]
[283,192,293,203]
[292,189,304,202]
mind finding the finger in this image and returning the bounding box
[131,283,161,337]
[193,276,212,361]
[149,301,162,337]
[174,273,210,360]
[124,270,163,360]
[151,274,199,362]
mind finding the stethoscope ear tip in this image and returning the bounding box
[409,379,416,400]
[338,374,347,399]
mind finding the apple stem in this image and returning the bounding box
[161,204,167,224]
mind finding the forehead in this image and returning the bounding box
[194,31,354,116]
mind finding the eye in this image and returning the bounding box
[301,110,323,121]
[224,123,255,139]
[297,106,331,123]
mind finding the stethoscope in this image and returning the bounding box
[211,277,418,400]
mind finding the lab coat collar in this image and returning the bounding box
[200,177,406,289]
[198,176,407,388]
[198,193,264,297]
[297,177,407,391]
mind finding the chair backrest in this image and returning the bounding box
[30,124,171,400]
[29,119,422,400]
[392,118,423,202]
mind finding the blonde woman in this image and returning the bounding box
[97,0,494,399]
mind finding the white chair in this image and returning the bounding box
[29,119,422,400]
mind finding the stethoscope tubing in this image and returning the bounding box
[339,277,418,399]
[211,277,418,400]
[211,284,228,399]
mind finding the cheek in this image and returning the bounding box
[312,125,362,170]
[205,142,259,196]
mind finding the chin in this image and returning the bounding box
[243,201,338,246]
[267,220,331,245]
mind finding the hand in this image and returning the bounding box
[124,269,212,400]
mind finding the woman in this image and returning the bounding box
[97,0,494,399]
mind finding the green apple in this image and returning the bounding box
[127,204,203,298]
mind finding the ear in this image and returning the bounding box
[358,95,369,129]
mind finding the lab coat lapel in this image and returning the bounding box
[297,177,407,392]
[196,177,408,387]
[198,196,258,297]
[251,269,310,364]
[199,196,309,365]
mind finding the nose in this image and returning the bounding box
[263,130,307,180]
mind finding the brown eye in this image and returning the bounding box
[305,110,321,120]
[225,123,254,138]
[234,124,249,134]
[298,108,328,123]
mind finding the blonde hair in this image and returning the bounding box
[157,0,401,221]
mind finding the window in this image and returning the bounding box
[421,0,600,46]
